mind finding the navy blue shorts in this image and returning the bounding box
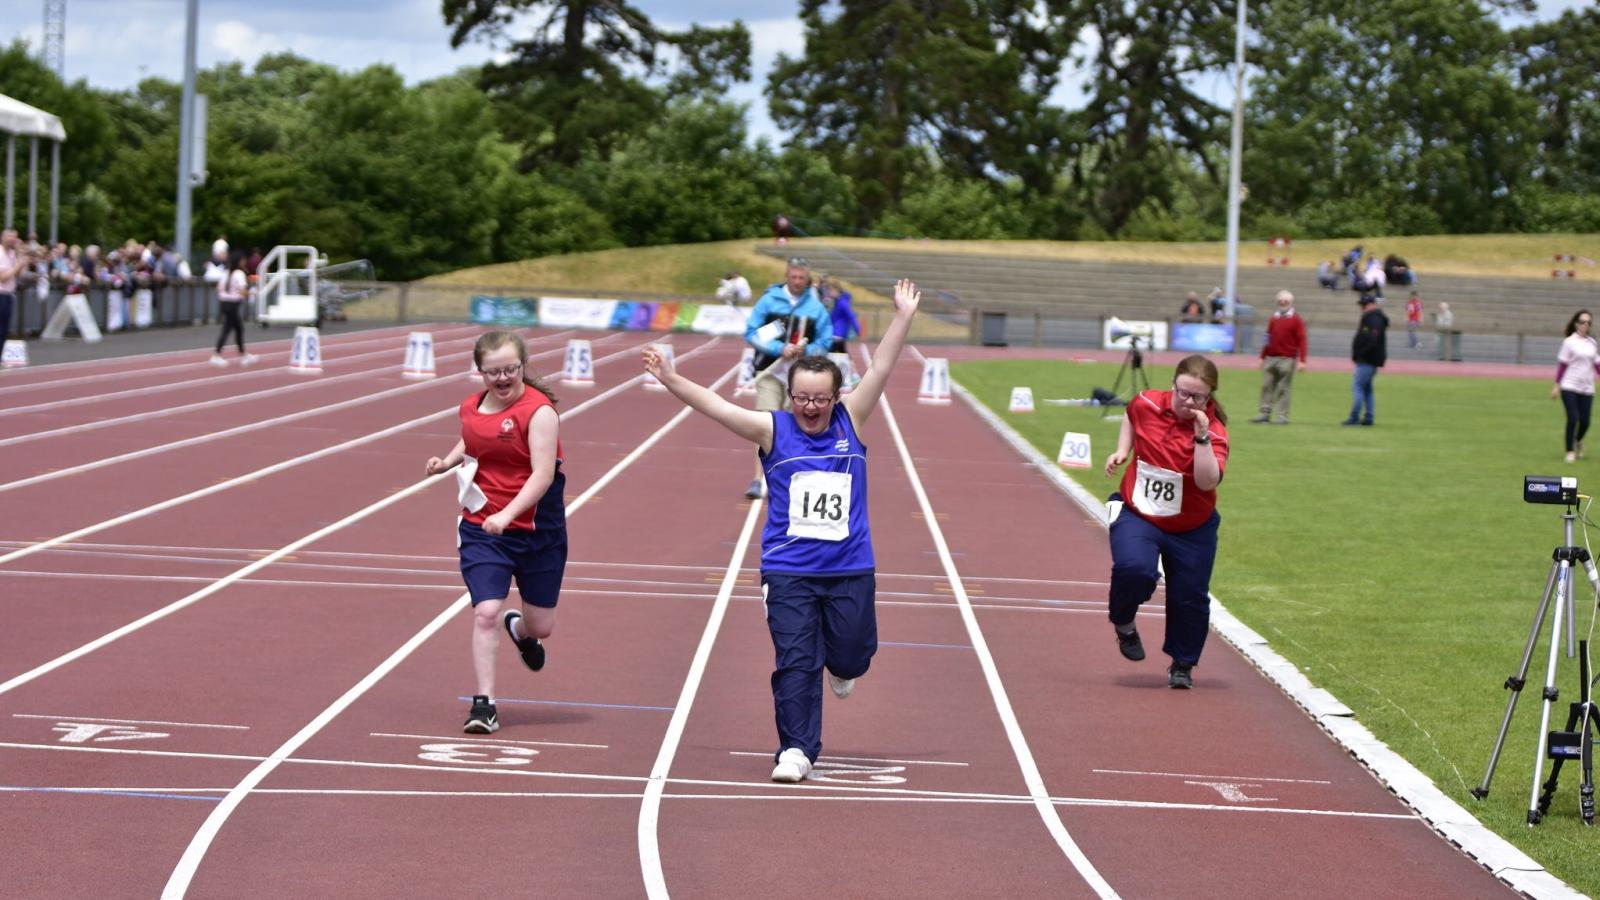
[457,519,567,608]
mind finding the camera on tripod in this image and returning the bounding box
[1525,475,1579,506]
[1473,474,1599,826]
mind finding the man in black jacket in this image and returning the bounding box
[1343,295,1388,426]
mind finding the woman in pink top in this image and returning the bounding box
[1553,309,1599,462]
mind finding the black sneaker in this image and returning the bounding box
[502,609,546,672]
[1168,664,1194,689]
[463,694,498,733]
[1115,626,1145,661]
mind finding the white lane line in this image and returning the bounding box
[0,570,466,592]
[727,751,969,767]
[369,732,608,750]
[0,323,489,405]
[0,327,522,446]
[637,487,766,900]
[0,539,1105,588]
[0,335,707,570]
[0,743,1416,821]
[159,598,471,899]
[0,784,1421,817]
[874,367,1117,898]
[1093,768,1334,786]
[158,357,737,900]
[0,331,576,493]
[11,714,248,730]
[0,321,436,395]
[0,341,721,693]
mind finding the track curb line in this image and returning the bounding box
[950,376,1582,900]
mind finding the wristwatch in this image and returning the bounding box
[1194,432,1212,445]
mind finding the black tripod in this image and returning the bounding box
[1107,336,1150,410]
[1534,640,1597,825]
[1471,503,1600,824]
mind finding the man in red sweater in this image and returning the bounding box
[1251,290,1308,425]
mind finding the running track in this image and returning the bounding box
[0,323,1517,897]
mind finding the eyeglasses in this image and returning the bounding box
[480,364,523,379]
[789,394,837,408]
[1580,319,1593,326]
[1173,387,1211,404]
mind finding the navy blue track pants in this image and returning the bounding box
[763,572,877,763]
[1106,498,1220,667]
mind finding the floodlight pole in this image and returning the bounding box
[1222,0,1247,347]
[174,0,199,266]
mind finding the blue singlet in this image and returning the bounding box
[759,406,873,576]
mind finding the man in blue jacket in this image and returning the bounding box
[743,256,833,498]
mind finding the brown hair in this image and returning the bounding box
[787,355,843,394]
[1566,309,1593,337]
[473,330,558,404]
[1173,354,1226,425]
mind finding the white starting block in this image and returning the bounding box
[402,331,436,378]
[2,340,28,368]
[561,339,595,386]
[1057,432,1092,469]
[644,342,673,391]
[917,357,951,405]
[1009,386,1035,413]
[288,326,323,374]
[734,347,756,396]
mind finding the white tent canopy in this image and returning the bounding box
[2,93,67,247]
[0,94,67,142]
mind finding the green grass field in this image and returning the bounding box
[952,358,1600,894]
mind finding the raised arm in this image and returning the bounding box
[643,346,775,453]
[842,279,920,428]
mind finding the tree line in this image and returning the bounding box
[2,0,1596,281]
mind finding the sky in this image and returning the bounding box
[2,0,1591,147]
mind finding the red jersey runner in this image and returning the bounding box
[458,387,565,531]
[1118,389,1230,533]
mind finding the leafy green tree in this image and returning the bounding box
[1065,0,1236,236]
[768,0,1079,227]
[1245,0,1537,236]
[1508,4,1600,228]
[442,0,750,168]
[0,41,116,242]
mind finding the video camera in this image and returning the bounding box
[1524,475,1579,506]
[1106,316,1154,346]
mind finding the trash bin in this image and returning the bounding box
[980,311,1008,347]
[1438,330,1462,362]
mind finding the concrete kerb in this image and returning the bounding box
[948,377,1583,900]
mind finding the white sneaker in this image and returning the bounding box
[828,671,855,699]
[770,747,812,783]
[240,353,259,367]
[1567,451,1578,464]
[208,354,228,367]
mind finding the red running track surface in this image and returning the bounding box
[0,325,1513,898]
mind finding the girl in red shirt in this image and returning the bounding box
[1102,355,1230,688]
[426,331,567,733]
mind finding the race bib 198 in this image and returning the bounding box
[1131,459,1184,518]
[787,470,851,541]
